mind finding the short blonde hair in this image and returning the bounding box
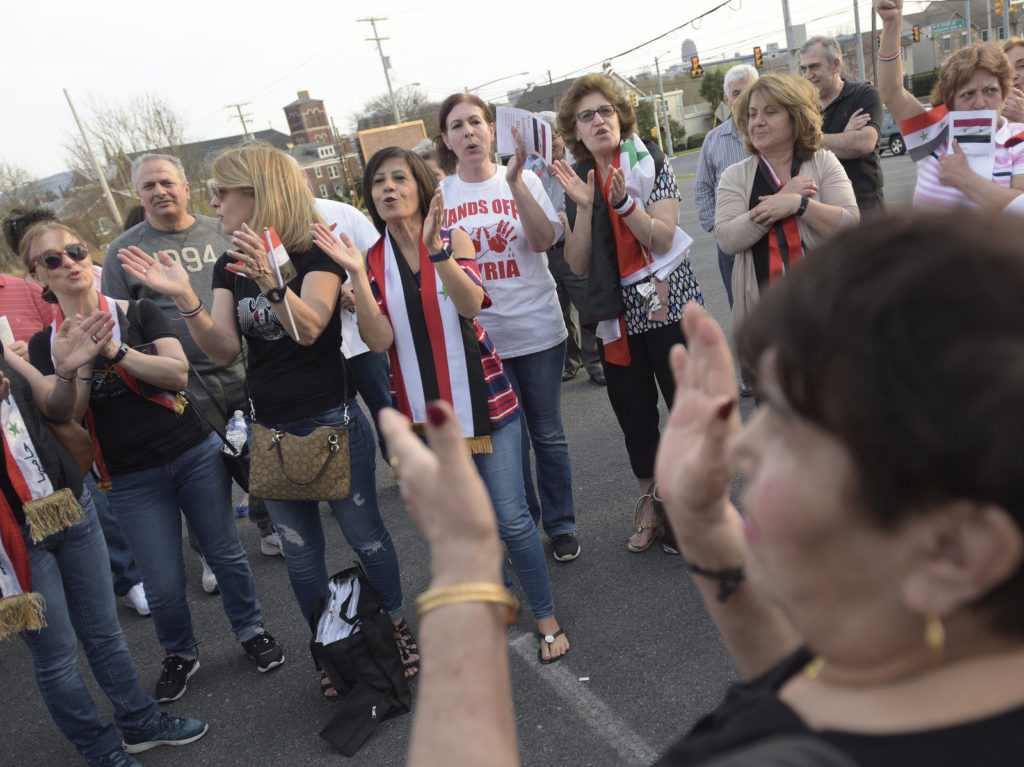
[556,74,638,164]
[933,42,1013,107]
[732,73,823,160]
[210,141,322,253]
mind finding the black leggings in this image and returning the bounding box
[599,322,685,479]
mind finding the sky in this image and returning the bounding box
[2,0,928,181]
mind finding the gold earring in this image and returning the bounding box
[925,614,946,658]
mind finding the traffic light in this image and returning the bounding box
[629,92,637,107]
[690,55,704,78]
[996,0,1003,14]
[912,25,920,42]
[753,46,764,69]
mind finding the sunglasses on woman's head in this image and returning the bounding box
[576,105,616,123]
[35,244,89,270]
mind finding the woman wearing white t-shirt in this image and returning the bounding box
[435,93,580,563]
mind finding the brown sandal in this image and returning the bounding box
[628,484,661,552]
[393,619,420,679]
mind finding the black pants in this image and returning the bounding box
[600,322,684,479]
[547,243,601,377]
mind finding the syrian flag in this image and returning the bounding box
[263,226,297,287]
[952,116,994,144]
[900,105,950,163]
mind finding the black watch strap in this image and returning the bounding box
[111,344,129,364]
[266,286,287,303]
[796,195,810,217]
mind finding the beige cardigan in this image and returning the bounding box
[714,149,859,332]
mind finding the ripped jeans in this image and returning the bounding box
[257,400,405,625]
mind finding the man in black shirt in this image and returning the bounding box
[800,36,884,213]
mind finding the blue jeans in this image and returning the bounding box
[84,473,142,596]
[473,418,555,619]
[348,350,392,462]
[21,488,158,761]
[107,432,264,658]
[501,341,577,539]
[717,244,735,310]
[258,400,405,625]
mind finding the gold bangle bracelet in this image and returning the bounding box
[415,583,520,626]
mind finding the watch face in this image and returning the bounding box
[266,287,286,303]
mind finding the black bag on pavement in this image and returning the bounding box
[309,565,411,756]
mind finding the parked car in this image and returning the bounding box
[879,108,906,156]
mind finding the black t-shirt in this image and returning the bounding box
[0,346,82,525]
[821,80,884,209]
[29,300,209,475]
[211,244,353,423]
[654,648,1024,766]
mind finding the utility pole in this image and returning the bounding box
[781,0,797,73]
[63,88,121,225]
[358,16,401,124]
[871,11,878,82]
[548,70,556,111]
[226,103,252,141]
[854,0,866,83]
[654,55,674,157]
[987,0,993,41]
[1005,0,1011,41]
[967,0,972,43]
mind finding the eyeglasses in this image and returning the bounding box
[34,244,89,270]
[208,182,254,201]
[576,104,617,123]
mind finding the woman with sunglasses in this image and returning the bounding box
[315,146,570,665]
[21,223,281,705]
[435,93,580,564]
[118,141,418,691]
[552,73,704,554]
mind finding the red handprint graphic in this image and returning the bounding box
[468,222,518,259]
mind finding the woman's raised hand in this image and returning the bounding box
[312,222,365,275]
[553,159,596,210]
[874,0,902,21]
[505,126,528,186]
[654,304,743,556]
[422,188,445,253]
[118,246,190,297]
[379,403,502,585]
[609,167,626,205]
[227,223,275,287]
[51,310,112,372]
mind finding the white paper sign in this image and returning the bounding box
[496,106,553,166]
[950,110,998,181]
[0,316,13,346]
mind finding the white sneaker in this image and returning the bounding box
[260,532,284,557]
[198,555,218,594]
[124,582,151,616]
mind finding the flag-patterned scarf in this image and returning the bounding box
[748,153,804,288]
[0,391,83,639]
[367,229,492,453]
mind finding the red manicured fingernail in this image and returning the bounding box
[717,399,736,420]
[426,402,448,427]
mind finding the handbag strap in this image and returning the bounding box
[186,360,229,421]
[179,388,243,456]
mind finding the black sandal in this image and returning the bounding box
[537,628,569,665]
[394,619,420,679]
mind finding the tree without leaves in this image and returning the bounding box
[353,86,439,136]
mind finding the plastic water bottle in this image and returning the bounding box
[223,410,249,457]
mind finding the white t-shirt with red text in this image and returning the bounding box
[440,165,566,358]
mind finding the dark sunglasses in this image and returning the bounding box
[35,244,89,270]
[576,104,616,123]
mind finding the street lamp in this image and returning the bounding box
[654,51,675,157]
[465,71,529,93]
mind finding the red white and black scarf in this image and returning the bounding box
[51,293,186,488]
[0,392,83,639]
[749,153,804,287]
[367,230,492,453]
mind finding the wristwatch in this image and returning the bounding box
[796,195,810,217]
[428,242,454,263]
[265,286,287,303]
[110,344,129,364]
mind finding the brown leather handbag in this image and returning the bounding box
[249,421,350,502]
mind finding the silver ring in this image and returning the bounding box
[143,269,148,274]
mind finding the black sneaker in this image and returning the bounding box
[552,533,581,562]
[122,712,208,754]
[154,655,199,703]
[242,631,285,672]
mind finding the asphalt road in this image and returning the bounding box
[2,154,918,767]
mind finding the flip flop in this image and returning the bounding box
[538,629,569,665]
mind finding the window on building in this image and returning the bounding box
[982,29,990,41]
[328,166,340,178]
[941,35,953,52]
[999,26,1007,40]
[315,166,323,178]
[319,184,328,197]
[334,183,344,194]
